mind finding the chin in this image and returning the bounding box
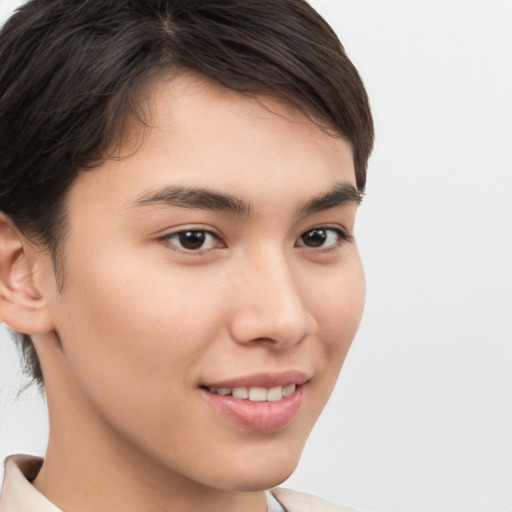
[220,467,297,493]
[211,444,303,492]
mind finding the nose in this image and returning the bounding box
[228,250,312,349]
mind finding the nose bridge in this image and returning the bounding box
[229,247,310,348]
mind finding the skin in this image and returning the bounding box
[6,74,365,512]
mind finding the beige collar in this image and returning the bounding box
[271,488,357,512]
[0,456,61,512]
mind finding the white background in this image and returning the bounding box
[0,1,511,511]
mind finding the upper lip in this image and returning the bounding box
[202,370,310,389]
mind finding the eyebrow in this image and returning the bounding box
[131,185,252,216]
[299,182,362,216]
[130,181,361,217]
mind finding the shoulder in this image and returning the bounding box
[271,488,358,512]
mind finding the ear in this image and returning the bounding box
[0,213,55,334]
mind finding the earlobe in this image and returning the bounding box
[0,213,55,334]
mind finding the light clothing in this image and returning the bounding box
[0,456,61,512]
[266,490,286,512]
[271,488,357,512]
[0,455,355,512]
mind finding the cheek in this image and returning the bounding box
[54,253,219,406]
[293,255,365,440]
[317,254,365,342]
[51,259,227,465]
[307,253,365,391]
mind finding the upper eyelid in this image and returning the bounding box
[158,224,351,238]
[157,224,352,246]
[296,228,355,254]
[300,225,351,238]
[158,225,222,238]
[296,226,350,243]
[164,229,218,239]
[159,229,224,255]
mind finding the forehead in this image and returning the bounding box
[70,73,356,211]
[138,73,349,152]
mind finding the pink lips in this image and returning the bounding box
[200,370,308,433]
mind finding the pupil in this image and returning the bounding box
[179,231,205,250]
[303,229,326,247]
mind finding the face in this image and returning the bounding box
[39,74,365,492]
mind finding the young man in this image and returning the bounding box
[0,1,373,511]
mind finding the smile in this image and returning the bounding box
[200,371,308,432]
[208,384,296,402]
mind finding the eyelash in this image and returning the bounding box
[160,228,223,254]
[295,227,352,251]
[159,226,352,254]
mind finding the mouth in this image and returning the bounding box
[200,371,309,433]
[205,384,298,402]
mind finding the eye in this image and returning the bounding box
[162,229,222,252]
[295,227,349,249]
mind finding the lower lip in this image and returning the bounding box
[201,385,305,433]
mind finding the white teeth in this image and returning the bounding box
[266,386,283,402]
[249,387,267,402]
[282,384,296,397]
[209,384,298,401]
[232,387,249,399]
